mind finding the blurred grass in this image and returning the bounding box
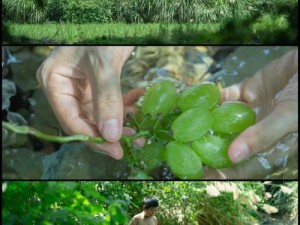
[3,14,297,44]
[4,22,219,44]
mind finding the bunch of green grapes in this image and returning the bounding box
[128,80,256,179]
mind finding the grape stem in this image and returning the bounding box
[127,113,141,130]
[156,129,169,133]
[139,113,152,129]
[2,121,149,144]
[153,113,163,130]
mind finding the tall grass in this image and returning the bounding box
[4,12,295,45]
[4,0,297,24]
[3,0,49,23]
[113,0,257,23]
[4,22,220,44]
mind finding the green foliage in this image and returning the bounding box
[264,182,298,217]
[2,0,298,24]
[4,14,296,44]
[61,0,113,23]
[2,182,128,225]
[2,181,297,225]
[252,13,296,43]
[252,0,298,14]
[3,0,297,43]
[2,0,49,23]
[48,0,68,22]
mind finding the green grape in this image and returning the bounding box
[191,134,232,169]
[129,171,153,180]
[140,142,164,172]
[177,82,221,112]
[134,111,154,130]
[161,108,181,130]
[212,102,256,134]
[154,130,174,145]
[171,108,212,142]
[165,141,203,179]
[220,133,240,142]
[141,80,177,118]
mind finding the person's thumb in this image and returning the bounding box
[227,107,297,163]
[91,73,123,143]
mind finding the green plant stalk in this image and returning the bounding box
[2,121,149,144]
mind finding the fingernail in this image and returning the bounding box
[101,119,120,142]
[132,137,146,147]
[122,127,136,136]
[231,144,250,163]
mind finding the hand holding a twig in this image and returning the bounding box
[36,46,145,159]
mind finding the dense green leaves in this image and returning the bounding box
[2,181,297,225]
[3,0,297,24]
[2,182,128,225]
[3,0,297,44]
[62,0,113,23]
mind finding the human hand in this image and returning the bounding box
[203,49,298,179]
[222,49,298,163]
[36,46,145,159]
[202,131,298,179]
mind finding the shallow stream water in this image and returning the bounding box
[2,46,298,179]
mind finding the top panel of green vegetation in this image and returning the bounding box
[3,0,298,44]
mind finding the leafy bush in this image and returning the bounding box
[2,181,297,225]
[48,0,68,22]
[61,0,113,23]
[251,14,294,43]
[3,0,297,24]
[2,182,128,225]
